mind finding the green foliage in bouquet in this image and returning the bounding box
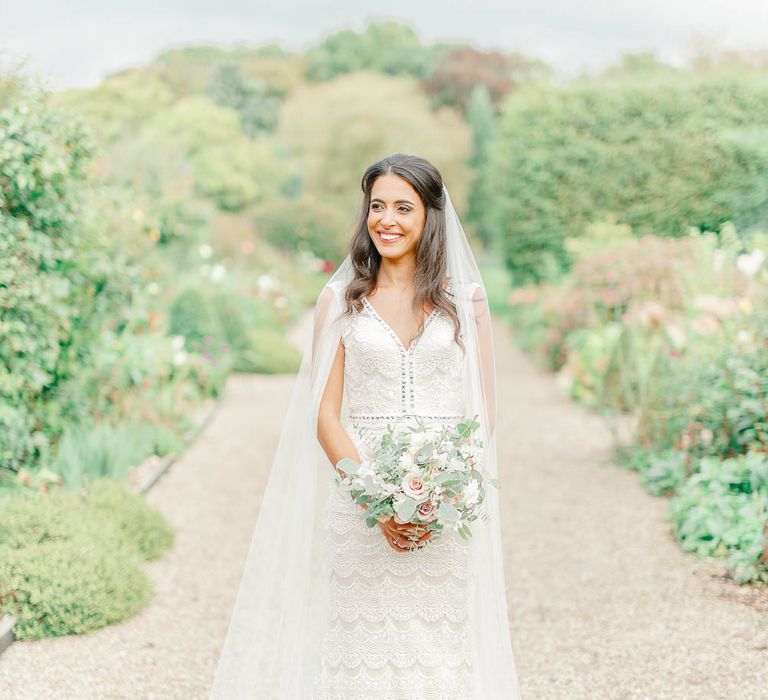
[337,416,496,542]
[0,478,174,639]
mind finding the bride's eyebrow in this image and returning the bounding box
[370,198,415,205]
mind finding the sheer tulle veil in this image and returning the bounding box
[209,185,522,699]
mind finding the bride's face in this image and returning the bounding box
[367,174,426,261]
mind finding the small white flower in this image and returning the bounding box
[382,482,400,496]
[173,350,188,366]
[211,264,226,282]
[257,274,277,291]
[736,329,753,344]
[198,243,213,259]
[356,464,375,479]
[463,480,480,507]
[147,282,160,296]
[736,249,765,277]
[171,335,186,350]
[665,323,687,351]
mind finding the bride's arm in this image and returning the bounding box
[312,288,366,487]
[316,338,364,482]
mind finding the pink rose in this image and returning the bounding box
[416,500,437,522]
[401,473,428,502]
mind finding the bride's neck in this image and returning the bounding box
[376,257,416,292]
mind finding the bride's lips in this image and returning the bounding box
[376,229,404,245]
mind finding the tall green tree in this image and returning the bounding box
[465,83,500,247]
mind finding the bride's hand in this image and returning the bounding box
[378,516,432,553]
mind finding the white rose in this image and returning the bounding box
[356,465,375,479]
[462,480,480,507]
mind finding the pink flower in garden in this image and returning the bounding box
[691,314,720,335]
[508,288,537,306]
[623,300,667,328]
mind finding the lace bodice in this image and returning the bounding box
[340,296,465,420]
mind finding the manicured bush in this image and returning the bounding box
[0,478,174,639]
[489,74,768,283]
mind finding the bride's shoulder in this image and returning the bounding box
[443,277,482,300]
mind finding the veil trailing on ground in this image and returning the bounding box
[209,186,522,699]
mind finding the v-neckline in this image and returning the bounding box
[361,296,440,353]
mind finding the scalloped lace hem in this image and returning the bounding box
[310,659,475,700]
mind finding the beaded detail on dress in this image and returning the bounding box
[311,290,477,700]
[340,294,465,419]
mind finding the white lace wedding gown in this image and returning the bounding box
[311,295,478,700]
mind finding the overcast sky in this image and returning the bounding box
[1,1,767,90]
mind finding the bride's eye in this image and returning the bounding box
[370,204,410,213]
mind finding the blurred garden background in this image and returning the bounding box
[1,10,767,652]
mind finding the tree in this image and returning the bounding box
[305,20,437,81]
[208,62,281,137]
[465,84,499,247]
[421,46,550,114]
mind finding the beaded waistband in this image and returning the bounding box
[348,413,464,422]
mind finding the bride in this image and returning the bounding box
[209,153,522,699]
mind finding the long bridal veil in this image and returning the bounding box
[209,185,522,699]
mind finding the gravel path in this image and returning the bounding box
[1,313,766,699]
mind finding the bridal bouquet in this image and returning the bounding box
[335,415,499,543]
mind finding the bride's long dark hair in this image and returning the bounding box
[342,153,463,352]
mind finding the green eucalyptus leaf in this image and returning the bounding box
[395,497,418,522]
[437,502,459,522]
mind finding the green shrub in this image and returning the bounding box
[254,193,352,262]
[669,452,768,582]
[639,449,690,496]
[168,284,302,374]
[168,288,219,352]
[490,74,768,283]
[48,421,184,488]
[0,539,153,640]
[233,328,302,374]
[0,95,136,472]
[0,478,174,639]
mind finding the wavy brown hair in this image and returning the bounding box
[342,153,464,354]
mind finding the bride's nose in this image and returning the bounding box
[380,207,396,226]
